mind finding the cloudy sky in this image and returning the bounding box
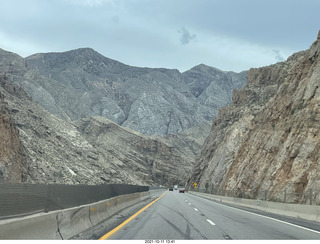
[0,0,319,72]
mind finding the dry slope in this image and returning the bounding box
[187,31,320,204]
[0,75,206,186]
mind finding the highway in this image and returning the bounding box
[99,190,320,240]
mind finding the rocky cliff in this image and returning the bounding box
[0,73,210,186]
[24,48,246,135]
[0,78,27,182]
[187,31,320,204]
[74,116,205,186]
[0,46,243,186]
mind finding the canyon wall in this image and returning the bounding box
[187,31,320,204]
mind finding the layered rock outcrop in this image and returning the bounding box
[187,31,320,204]
[0,46,243,186]
[0,78,27,182]
[0,74,210,186]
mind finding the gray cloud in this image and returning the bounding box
[0,0,319,72]
[179,27,196,45]
[273,49,285,62]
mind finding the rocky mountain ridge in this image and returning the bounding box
[0,74,210,186]
[23,48,246,135]
[0,46,243,186]
[187,31,320,204]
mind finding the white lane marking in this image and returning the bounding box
[207,219,216,226]
[194,208,199,211]
[188,203,192,205]
[185,200,188,202]
[189,194,320,235]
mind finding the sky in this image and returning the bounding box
[0,0,319,72]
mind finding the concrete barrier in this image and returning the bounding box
[189,191,320,223]
[89,191,149,226]
[57,206,93,240]
[89,199,111,227]
[0,189,165,240]
[0,211,60,239]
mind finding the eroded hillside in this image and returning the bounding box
[0,78,27,182]
[187,31,320,204]
[0,74,209,186]
[24,49,246,135]
[0,47,241,186]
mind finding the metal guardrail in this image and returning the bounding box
[0,183,149,220]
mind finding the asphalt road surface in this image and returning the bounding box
[100,190,320,240]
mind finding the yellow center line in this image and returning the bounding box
[99,191,167,240]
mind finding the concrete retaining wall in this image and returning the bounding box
[189,191,320,223]
[0,189,164,240]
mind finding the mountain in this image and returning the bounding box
[186,31,320,204]
[23,48,246,135]
[182,64,247,109]
[0,74,210,186]
[0,46,244,186]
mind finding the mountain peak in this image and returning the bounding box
[0,48,28,76]
[190,63,224,73]
[27,47,107,62]
[65,47,106,59]
[26,47,129,75]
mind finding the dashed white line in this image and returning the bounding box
[207,219,216,226]
[190,194,320,235]
[185,198,216,227]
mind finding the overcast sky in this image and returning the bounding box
[0,0,319,72]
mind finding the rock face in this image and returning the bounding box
[0,46,245,186]
[74,116,206,186]
[0,79,27,182]
[187,31,320,204]
[23,49,246,135]
[0,73,210,186]
[182,64,247,109]
[1,46,233,186]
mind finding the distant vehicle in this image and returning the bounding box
[179,188,185,193]
[169,187,173,191]
[174,185,178,190]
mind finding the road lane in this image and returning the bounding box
[106,190,228,240]
[102,190,320,240]
[184,193,320,240]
